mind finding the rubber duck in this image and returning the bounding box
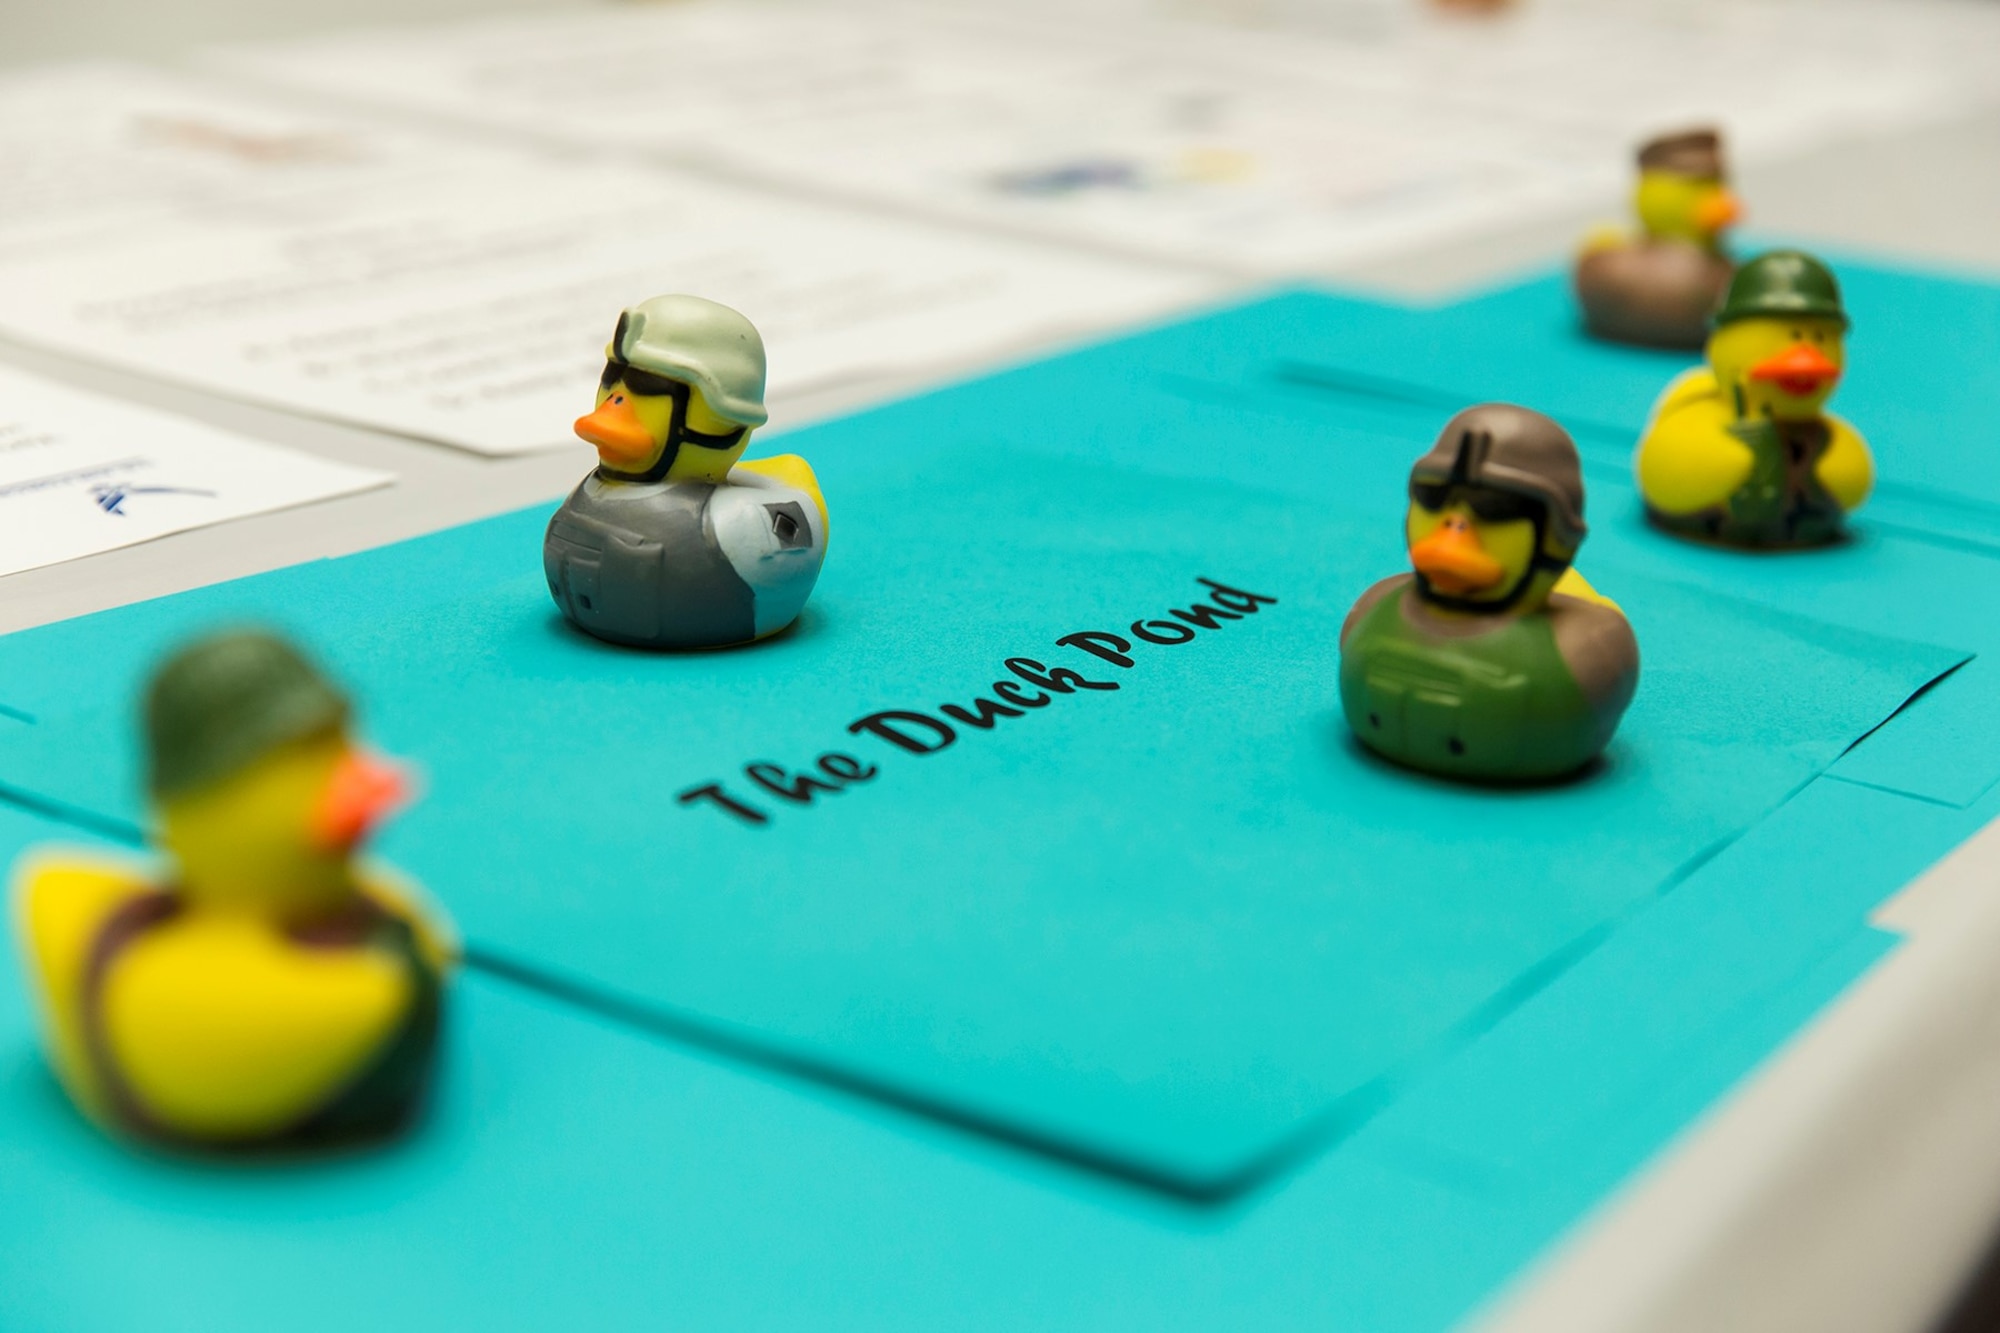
[1340,404,1640,782]
[1636,250,1872,547]
[10,630,450,1150]
[544,295,828,649]
[1574,129,1740,349]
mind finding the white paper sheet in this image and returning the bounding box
[215,0,2000,274]
[0,365,389,577]
[0,65,1215,456]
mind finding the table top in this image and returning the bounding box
[5,4,2000,1330]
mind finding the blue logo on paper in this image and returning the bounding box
[91,483,216,516]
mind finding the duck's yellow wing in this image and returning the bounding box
[1635,368,1754,515]
[1553,567,1624,616]
[1576,222,1629,257]
[1816,414,1875,512]
[97,915,416,1141]
[13,852,155,1121]
[735,455,828,537]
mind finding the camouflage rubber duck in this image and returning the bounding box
[1636,250,1873,547]
[13,630,449,1149]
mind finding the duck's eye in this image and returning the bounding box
[1812,330,1824,344]
[612,395,624,405]
[1790,328,1803,340]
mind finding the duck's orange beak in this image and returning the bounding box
[1694,189,1741,233]
[311,750,410,854]
[1748,342,1840,398]
[574,394,660,470]
[1410,514,1506,595]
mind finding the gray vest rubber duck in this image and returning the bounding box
[544,295,828,649]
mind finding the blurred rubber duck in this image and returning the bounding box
[544,295,828,649]
[1340,404,1640,782]
[1636,250,1872,547]
[1574,129,1740,349]
[11,630,450,1150]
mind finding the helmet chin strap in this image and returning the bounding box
[598,379,746,484]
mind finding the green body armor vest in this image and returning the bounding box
[1340,584,1609,781]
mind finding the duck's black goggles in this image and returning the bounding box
[599,358,683,399]
[1408,478,1548,526]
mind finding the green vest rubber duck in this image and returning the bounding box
[1340,404,1641,782]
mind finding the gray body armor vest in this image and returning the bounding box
[544,475,757,649]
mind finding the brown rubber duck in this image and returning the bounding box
[1574,129,1741,350]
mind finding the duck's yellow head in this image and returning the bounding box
[573,294,769,485]
[146,631,408,922]
[1406,404,1587,616]
[1706,250,1851,422]
[1632,128,1738,250]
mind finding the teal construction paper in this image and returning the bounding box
[0,744,1978,1332]
[1350,774,1955,1205]
[0,448,1959,1194]
[1555,502,2000,808]
[0,804,1513,1333]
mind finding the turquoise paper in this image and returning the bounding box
[2,746,1988,1332]
[5,252,1999,1330]
[0,447,1959,1194]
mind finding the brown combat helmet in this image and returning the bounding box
[1636,127,1726,180]
[1411,404,1588,553]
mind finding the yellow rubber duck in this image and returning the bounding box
[11,630,451,1150]
[545,294,829,650]
[1636,250,1873,547]
[1341,404,1640,782]
[1575,128,1740,349]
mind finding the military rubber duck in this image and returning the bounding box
[1340,404,1640,782]
[1574,129,1740,349]
[11,630,450,1150]
[544,295,828,649]
[1636,250,1872,547]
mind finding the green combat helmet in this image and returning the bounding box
[610,294,769,427]
[145,630,349,799]
[1713,250,1850,330]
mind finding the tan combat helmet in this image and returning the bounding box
[1412,403,1587,552]
[610,295,769,428]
